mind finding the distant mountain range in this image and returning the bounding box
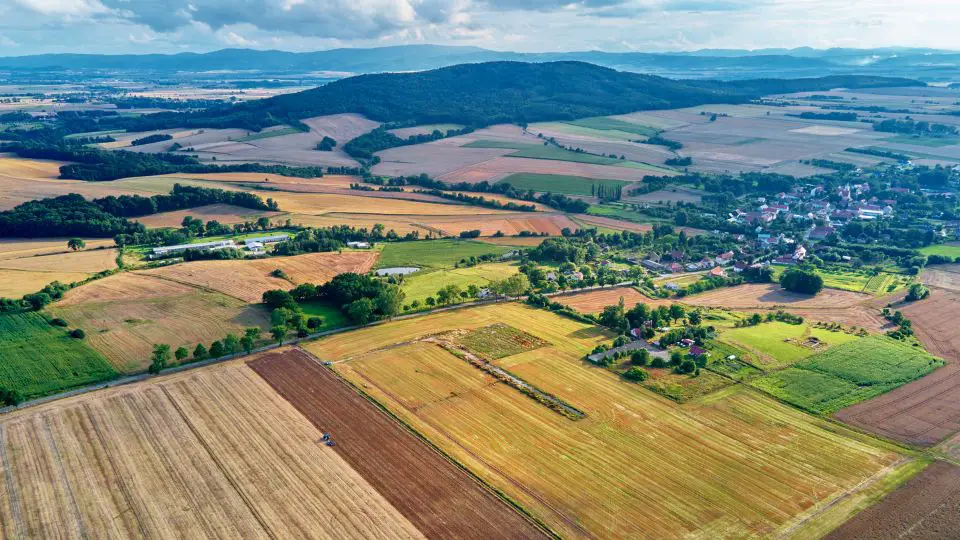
[1,45,959,81]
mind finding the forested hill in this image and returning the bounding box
[121,61,923,131]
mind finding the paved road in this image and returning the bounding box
[2,281,638,414]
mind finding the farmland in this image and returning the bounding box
[50,273,270,372]
[498,172,630,196]
[249,349,546,539]
[0,244,120,300]
[399,262,518,305]
[751,336,943,415]
[139,251,378,303]
[826,461,960,539]
[718,321,861,369]
[134,203,283,228]
[307,303,901,539]
[922,264,960,291]
[920,242,960,259]
[0,312,117,398]
[834,289,960,446]
[682,283,890,331]
[375,239,513,271]
[0,359,426,538]
[769,265,909,295]
[557,286,663,313]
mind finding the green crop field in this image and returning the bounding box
[920,243,960,259]
[507,145,624,165]
[718,321,861,370]
[400,262,518,304]
[498,173,630,196]
[0,312,117,399]
[375,239,513,271]
[236,126,302,142]
[565,117,660,138]
[750,336,944,414]
[529,122,641,142]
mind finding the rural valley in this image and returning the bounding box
[2,30,960,540]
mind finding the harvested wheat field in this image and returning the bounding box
[248,190,511,216]
[0,238,114,260]
[139,251,378,303]
[826,460,960,539]
[558,286,665,313]
[0,247,117,273]
[0,269,90,298]
[307,303,901,539]
[51,273,269,372]
[417,212,578,237]
[288,214,428,235]
[834,289,960,446]
[249,348,547,539]
[0,359,425,539]
[134,203,284,228]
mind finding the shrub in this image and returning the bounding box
[622,367,649,382]
[49,317,68,327]
[69,328,86,339]
[650,357,667,368]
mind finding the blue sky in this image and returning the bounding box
[0,0,956,55]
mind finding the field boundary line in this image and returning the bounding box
[159,385,277,540]
[294,347,562,540]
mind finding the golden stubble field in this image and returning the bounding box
[0,359,425,539]
[305,303,901,539]
[138,251,379,303]
[50,273,269,372]
[0,242,119,297]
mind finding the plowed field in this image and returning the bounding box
[248,349,546,540]
[834,289,960,446]
[826,461,960,539]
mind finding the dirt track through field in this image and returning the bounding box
[248,348,548,540]
[833,288,960,446]
[825,460,960,539]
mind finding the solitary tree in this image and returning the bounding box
[67,238,85,252]
[271,325,288,345]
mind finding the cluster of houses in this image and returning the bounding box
[640,249,735,276]
[728,182,896,232]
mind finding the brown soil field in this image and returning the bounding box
[826,460,960,539]
[684,284,891,331]
[922,264,960,292]
[51,273,269,372]
[139,251,378,303]
[834,289,960,446]
[557,286,667,313]
[134,203,283,228]
[0,359,424,539]
[0,238,115,260]
[248,349,547,539]
[685,283,869,310]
